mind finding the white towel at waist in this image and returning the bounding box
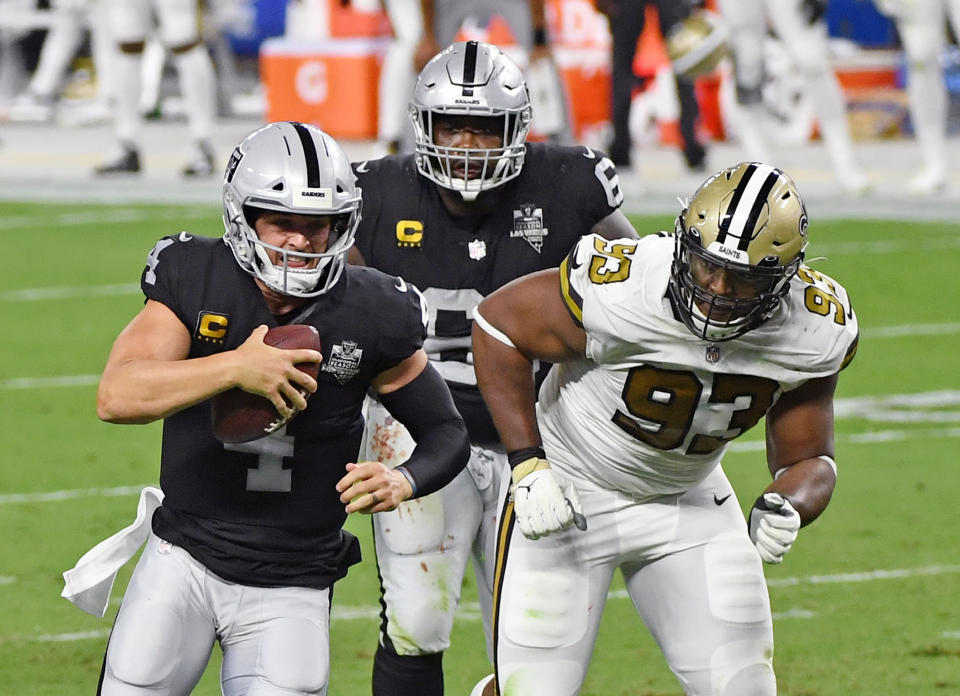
[61,486,164,618]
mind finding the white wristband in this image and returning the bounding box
[473,307,516,349]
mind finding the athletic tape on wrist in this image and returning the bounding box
[511,457,550,483]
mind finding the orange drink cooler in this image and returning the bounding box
[260,37,389,139]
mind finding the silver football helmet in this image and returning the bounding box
[668,162,808,341]
[222,122,361,297]
[410,40,532,200]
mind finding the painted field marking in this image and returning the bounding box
[0,283,139,302]
[0,207,212,231]
[0,375,100,390]
[0,485,145,504]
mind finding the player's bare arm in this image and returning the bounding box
[415,0,440,70]
[590,208,639,241]
[338,348,469,513]
[97,299,321,424]
[473,268,586,452]
[762,372,839,526]
[474,269,589,539]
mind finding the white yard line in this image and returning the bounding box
[0,284,139,302]
[0,207,212,231]
[0,375,100,390]
[0,485,146,504]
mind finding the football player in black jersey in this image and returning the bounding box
[347,41,638,696]
[74,122,469,696]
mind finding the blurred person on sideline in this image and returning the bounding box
[348,40,637,696]
[469,162,858,695]
[415,0,573,143]
[6,0,113,124]
[62,121,469,695]
[374,0,425,155]
[874,0,960,193]
[594,0,710,174]
[716,0,870,193]
[94,0,218,176]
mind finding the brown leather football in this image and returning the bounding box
[211,324,322,444]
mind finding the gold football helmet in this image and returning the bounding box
[668,162,808,341]
[666,9,729,79]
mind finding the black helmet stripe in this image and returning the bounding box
[291,121,321,188]
[716,163,779,251]
[461,40,478,97]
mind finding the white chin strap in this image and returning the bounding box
[253,242,327,297]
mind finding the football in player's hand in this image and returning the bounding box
[211,324,322,444]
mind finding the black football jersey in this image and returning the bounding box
[140,233,426,588]
[352,142,623,443]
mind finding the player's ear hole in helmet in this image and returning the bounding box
[222,121,362,298]
[409,40,532,201]
[667,162,808,342]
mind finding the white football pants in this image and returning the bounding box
[491,465,776,696]
[100,532,332,695]
[363,398,508,660]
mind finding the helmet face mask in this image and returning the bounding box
[410,41,532,200]
[668,162,808,341]
[222,122,362,297]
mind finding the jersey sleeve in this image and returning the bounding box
[567,146,624,224]
[139,233,195,328]
[371,274,429,372]
[352,159,384,263]
[785,265,860,379]
[559,233,647,360]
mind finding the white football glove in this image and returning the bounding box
[511,458,586,540]
[748,492,801,564]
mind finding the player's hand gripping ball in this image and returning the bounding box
[211,324,321,443]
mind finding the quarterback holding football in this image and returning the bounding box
[64,121,469,695]
[471,162,858,695]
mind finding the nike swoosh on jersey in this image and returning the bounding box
[394,277,407,292]
[355,161,370,173]
[581,147,596,160]
[714,493,732,506]
[179,231,192,242]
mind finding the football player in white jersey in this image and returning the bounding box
[469,162,859,695]
[717,0,870,194]
[94,0,217,176]
[874,0,960,193]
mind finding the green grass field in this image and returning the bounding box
[1,201,958,695]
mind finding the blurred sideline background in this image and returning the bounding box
[1,0,960,219]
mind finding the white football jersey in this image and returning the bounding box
[538,233,859,499]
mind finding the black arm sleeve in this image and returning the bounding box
[378,362,470,498]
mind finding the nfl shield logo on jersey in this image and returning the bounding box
[706,344,721,364]
[510,203,549,252]
[468,239,487,260]
[322,340,363,384]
